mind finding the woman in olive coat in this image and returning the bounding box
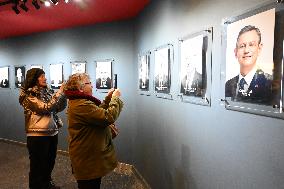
[64,73,123,189]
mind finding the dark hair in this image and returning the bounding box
[23,68,45,90]
[236,25,262,46]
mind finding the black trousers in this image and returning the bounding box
[77,178,102,189]
[27,135,58,189]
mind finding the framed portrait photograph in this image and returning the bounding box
[0,66,9,89]
[221,1,284,119]
[50,63,63,89]
[95,60,113,92]
[71,61,86,75]
[138,51,151,95]
[154,44,173,99]
[15,66,25,88]
[178,28,212,106]
[30,64,43,70]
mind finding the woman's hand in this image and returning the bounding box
[107,88,115,97]
[112,88,121,97]
[59,82,65,93]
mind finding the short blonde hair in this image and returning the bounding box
[65,73,90,91]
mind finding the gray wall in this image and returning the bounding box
[1,0,284,189]
[133,0,284,189]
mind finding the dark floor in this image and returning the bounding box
[0,140,150,189]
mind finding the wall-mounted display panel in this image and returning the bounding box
[138,51,151,96]
[71,61,86,75]
[0,66,9,89]
[30,64,43,70]
[50,63,63,89]
[154,44,173,99]
[178,28,212,106]
[221,1,284,119]
[15,66,25,88]
[95,59,113,92]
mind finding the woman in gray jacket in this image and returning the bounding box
[19,68,66,189]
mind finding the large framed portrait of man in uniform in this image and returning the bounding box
[222,1,284,119]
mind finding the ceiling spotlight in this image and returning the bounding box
[12,5,20,14]
[44,1,51,6]
[32,0,40,9]
[19,2,28,12]
[50,0,58,5]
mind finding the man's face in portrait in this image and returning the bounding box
[234,30,263,75]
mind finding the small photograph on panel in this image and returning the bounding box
[31,65,43,70]
[15,66,25,88]
[225,8,276,106]
[50,63,63,89]
[138,53,150,91]
[180,34,205,97]
[71,61,86,75]
[0,66,9,88]
[154,46,171,94]
[96,60,112,90]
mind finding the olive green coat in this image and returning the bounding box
[66,96,123,180]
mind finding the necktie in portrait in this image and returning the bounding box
[237,78,247,97]
[239,78,246,90]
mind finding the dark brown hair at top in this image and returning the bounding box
[23,68,45,90]
[236,25,262,46]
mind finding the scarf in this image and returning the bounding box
[64,90,101,106]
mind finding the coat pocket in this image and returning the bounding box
[28,113,52,132]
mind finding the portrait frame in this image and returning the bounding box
[30,64,43,70]
[138,51,151,96]
[49,63,64,89]
[95,59,113,93]
[154,44,173,100]
[71,61,87,75]
[178,28,213,106]
[14,65,25,88]
[221,1,284,119]
[0,66,10,89]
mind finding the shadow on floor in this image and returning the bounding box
[0,140,150,189]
